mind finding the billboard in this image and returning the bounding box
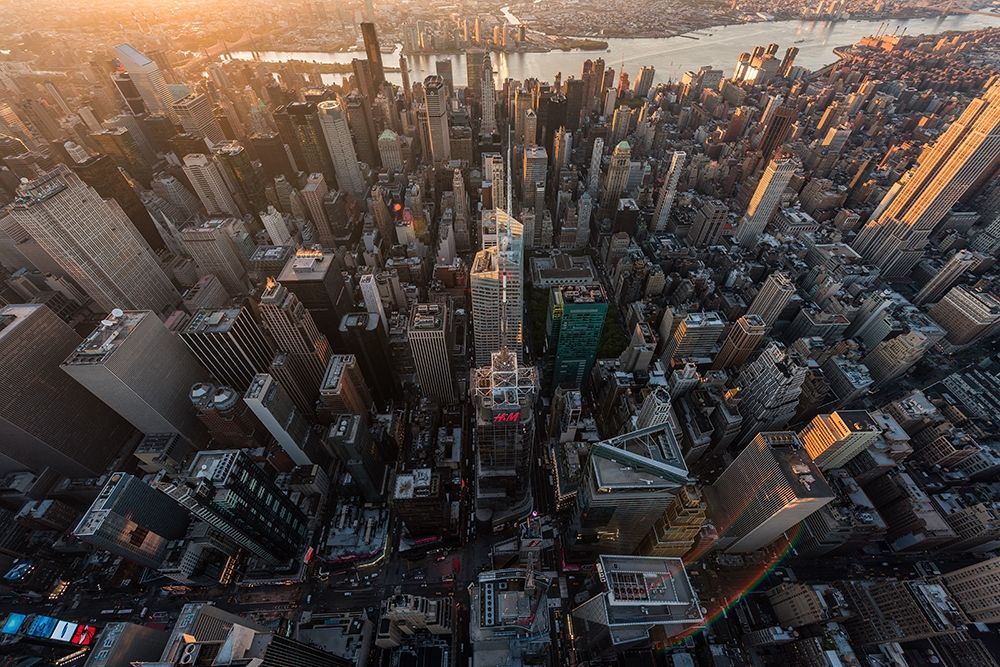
[1,613,26,635]
[50,620,77,642]
[71,624,96,646]
[26,615,57,638]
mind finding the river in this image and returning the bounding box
[227,14,998,87]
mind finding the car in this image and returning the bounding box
[435,554,448,562]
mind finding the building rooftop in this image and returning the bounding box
[590,423,689,489]
[63,309,148,366]
[183,308,243,334]
[410,303,445,330]
[277,248,337,282]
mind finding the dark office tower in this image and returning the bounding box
[318,354,372,422]
[0,304,136,477]
[340,312,399,407]
[190,382,266,448]
[564,77,584,131]
[71,154,164,251]
[326,414,387,502]
[393,467,450,537]
[779,47,799,77]
[214,141,268,214]
[154,449,308,563]
[140,113,176,155]
[168,132,208,161]
[181,307,277,392]
[351,58,375,101]
[435,59,454,96]
[345,91,379,168]
[539,94,568,157]
[361,22,385,88]
[90,126,152,183]
[273,102,335,183]
[74,472,189,568]
[111,72,146,115]
[277,248,352,345]
[259,279,331,410]
[248,132,295,181]
[758,106,795,163]
[546,285,608,390]
[62,310,210,448]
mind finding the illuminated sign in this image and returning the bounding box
[50,621,77,643]
[26,616,57,638]
[71,625,96,646]
[493,412,520,423]
[1,614,26,635]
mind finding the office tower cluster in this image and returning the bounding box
[1,11,1000,667]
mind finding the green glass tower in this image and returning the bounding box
[545,284,608,390]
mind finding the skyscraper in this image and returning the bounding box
[326,414,387,502]
[180,217,251,295]
[522,144,547,204]
[316,99,366,198]
[571,423,690,554]
[154,449,308,563]
[172,93,225,146]
[243,373,311,465]
[853,81,1000,277]
[408,302,456,404]
[181,153,242,216]
[71,154,164,252]
[572,555,702,657]
[651,151,685,232]
[732,342,807,444]
[798,410,881,471]
[758,105,796,162]
[735,155,797,245]
[709,431,834,553]
[545,284,608,390]
[746,271,795,327]
[0,304,137,477]
[258,277,331,411]
[912,249,984,305]
[318,354,372,422]
[74,472,189,568]
[181,306,276,391]
[662,311,726,364]
[481,53,497,136]
[277,248,353,345]
[472,348,539,524]
[600,140,631,210]
[114,44,176,121]
[471,212,524,364]
[273,102,336,182]
[339,311,400,406]
[360,22,385,87]
[423,75,451,163]
[712,314,767,370]
[7,166,178,312]
[928,285,1000,347]
[61,309,209,448]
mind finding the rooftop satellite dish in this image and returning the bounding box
[111,308,124,318]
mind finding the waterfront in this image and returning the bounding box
[228,14,998,86]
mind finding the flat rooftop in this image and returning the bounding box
[64,310,149,365]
